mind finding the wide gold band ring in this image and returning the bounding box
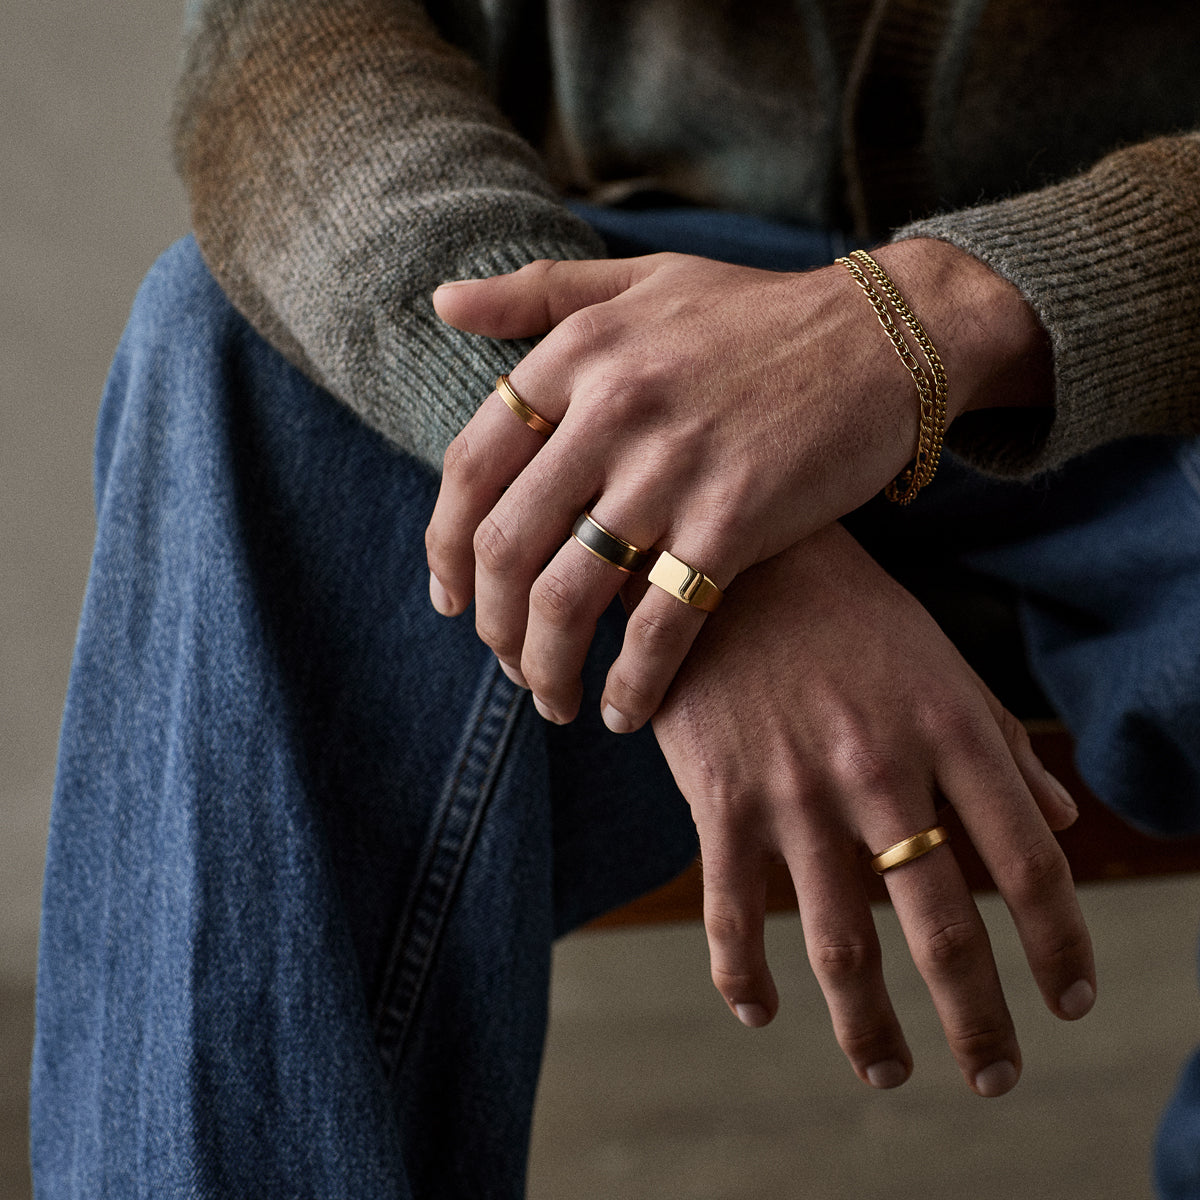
[571,511,651,573]
[647,551,724,612]
[870,825,950,875]
[496,374,556,436]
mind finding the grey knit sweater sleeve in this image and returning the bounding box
[173,0,604,469]
[896,134,1200,477]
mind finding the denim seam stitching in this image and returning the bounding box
[372,660,524,1078]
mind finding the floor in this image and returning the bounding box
[532,882,1200,1199]
[3,2,1199,1197]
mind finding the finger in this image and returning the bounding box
[699,842,779,1029]
[785,836,913,1089]
[471,435,602,681]
[934,719,1096,1024]
[432,257,651,340]
[879,841,1023,1097]
[601,546,731,733]
[979,686,1079,832]
[521,513,650,723]
[427,383,554,616]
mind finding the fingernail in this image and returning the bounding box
[866,1060,909,1090]
[734,1003,771,1028]
[498,660,528,689]
[974,1060,1018,1098]
[1045,769,1077,813]
[602,704,633,734]
[429,572,454,616]
[1059,978,1095,1020]
[434,279,472,291]
[532,695,562,724]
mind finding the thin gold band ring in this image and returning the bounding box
[870,825,950,875]
[647,551,724,612]
[495,374,556,436]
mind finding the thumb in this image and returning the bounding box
[432,256,647,339]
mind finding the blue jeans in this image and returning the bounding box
[32,215,1200,1197]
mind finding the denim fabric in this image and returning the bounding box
[34,213,1200,1197]
[32,238,697,1198]
[844,438,1200,838]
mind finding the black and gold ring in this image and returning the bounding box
[571,511,650,573]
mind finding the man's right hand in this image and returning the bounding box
[649,523,1095,1096]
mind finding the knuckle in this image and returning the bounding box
[473,514,520,577]
[643,250,683,269]
[694,476,759,553]
[555,306,611,358]
[514,258,559,289]
[918,913,980,973]
[690,785,764,841]
[440,428,474,481]
[627,603,691,660]
[837,1022,900,1065]
[922,697,989,752]
[1001,836,1070,905]
[809,935,879,984]
[704,902,757,951]
[603,666,662,723]
[474,614,519,660]
[528,568,585,632]
[832,740,905,798]
[520,645,578,704]
[581,369,646,428]
[946,1019,1011,1062]
[423,518,449,567]
[710,964,763,1003]
[1043,926,1093,972]
[997,705,1032,755]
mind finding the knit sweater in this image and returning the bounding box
[174,0,1200,477]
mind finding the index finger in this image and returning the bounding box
[425,377,557,616]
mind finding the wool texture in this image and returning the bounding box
[175,0,1200,476]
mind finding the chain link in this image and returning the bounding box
[836,250,948,504]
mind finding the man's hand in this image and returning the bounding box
[649,523,1094,1097]
[426,240,1050,733]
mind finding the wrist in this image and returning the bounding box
[869,238,1053,423]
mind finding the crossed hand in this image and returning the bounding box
[424,241,1093,1097]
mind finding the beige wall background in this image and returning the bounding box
[3,7,186,1195]
[4,4,1200,1200]
[3,1,188,984]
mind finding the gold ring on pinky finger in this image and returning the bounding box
[870,825,950,875]
[571,511,651,573]
[496,374,556,436]
[647,551,724,612]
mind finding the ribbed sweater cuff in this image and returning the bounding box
[373,235,602,469]
[895,141,1200,477]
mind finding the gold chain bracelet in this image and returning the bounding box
[835,249,947,505]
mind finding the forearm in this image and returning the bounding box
[175,0,603,468]
[894,133,1200,477]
